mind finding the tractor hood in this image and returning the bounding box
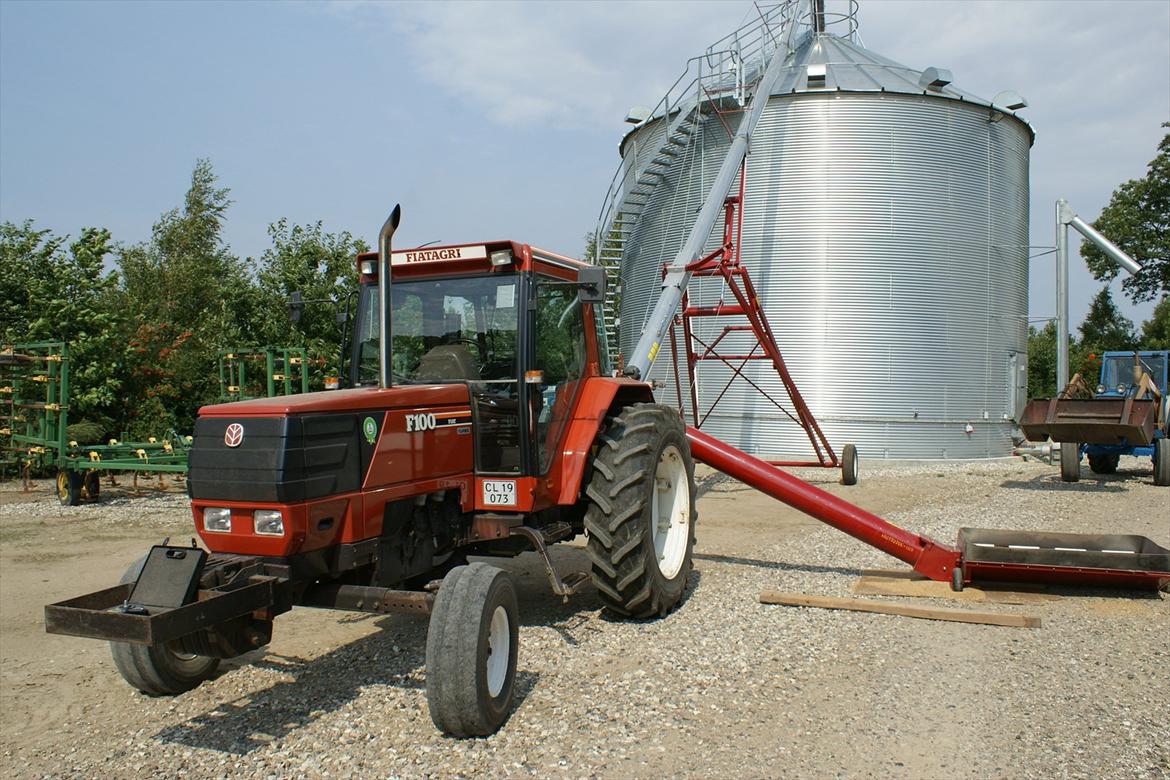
[198,384,471,417]
[189,382,475,505]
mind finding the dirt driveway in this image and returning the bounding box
[1,459,1167,779]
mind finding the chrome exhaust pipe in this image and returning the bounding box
[377,204,402,389]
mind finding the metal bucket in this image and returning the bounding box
[1018,397,1157,446]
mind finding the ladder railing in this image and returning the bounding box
[623,0,807,379]
[591,2,802,302]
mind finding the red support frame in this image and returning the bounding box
[667,161,840,469]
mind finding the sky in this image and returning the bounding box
[1,0,1168,329]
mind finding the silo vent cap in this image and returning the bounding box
[806,63,827,87]
[625,107,651,125]
[918,67,953,91]
[992,90,1029,111]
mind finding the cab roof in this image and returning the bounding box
[355,240,590,282]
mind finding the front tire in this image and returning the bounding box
[1154,438,1170,487]
[1060,442,1080,482]
[109,557,219,696]
[425,563,519,737]
[1088,452,1119,475]
[584,403,696,619]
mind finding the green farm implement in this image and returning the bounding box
[2,342,313,505]
[1,342,191,504]
[218,346,311,402]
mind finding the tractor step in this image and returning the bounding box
[540,521,574,544]
[510,525,588,599]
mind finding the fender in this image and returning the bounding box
[555,376,654,505]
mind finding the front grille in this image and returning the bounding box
[188,414,366,503]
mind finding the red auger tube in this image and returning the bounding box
[685,427,961,582]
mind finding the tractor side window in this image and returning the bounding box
[533,280,587,473]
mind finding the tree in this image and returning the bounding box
[0,220,64,342]
[0,221,124,439]
[1139,295,1170,350]
[1082,123,1169,303]
[1026,320,1058,398]
[249,219,368,384]
[116,160,252,437]
[1072,287,1137,384]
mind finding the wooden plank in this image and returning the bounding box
[851,576,1061,605]
[758,590,1042,628]
[859,568,928,580]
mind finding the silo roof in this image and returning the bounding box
[771,32,1035,140]
[619,30,1035,155]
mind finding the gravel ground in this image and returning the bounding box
[2,458,1168,779]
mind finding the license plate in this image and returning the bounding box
[481,480,517,507]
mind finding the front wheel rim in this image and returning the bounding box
[56,472,68,501]
[651,445,690,579]
[485,605,509,698]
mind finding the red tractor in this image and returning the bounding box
[47,207,696,736]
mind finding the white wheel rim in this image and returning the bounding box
[651,445,690,579]
[485,605,510,698]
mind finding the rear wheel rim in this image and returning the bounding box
[651,445,690,579]
[167,645,199,663]
[56,472,68,501]
[485,605,509,698]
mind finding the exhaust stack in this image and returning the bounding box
[378,205,402,389]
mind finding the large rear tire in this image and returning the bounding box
[1154,438,1170,487]
[109,557,219,696]
[584,403,696,619]
[1060,442,1080,482]
[425,563,519,737]
[1087,452,1119,475]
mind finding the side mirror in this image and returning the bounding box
[287,291,303,324]
[577,265,606,303]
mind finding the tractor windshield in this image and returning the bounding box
[352,275,519,385]
[1100,354,1167,394]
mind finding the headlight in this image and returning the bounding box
[1117,384,1127,394]
[359,259,376,276]
[203,507,231,533]
[253,509,284,536]
[1096,384,1105,394]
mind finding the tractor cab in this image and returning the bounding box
[1095,351,1169,402]
[348,241,612,480]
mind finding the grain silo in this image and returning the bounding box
[597,1,1033,459]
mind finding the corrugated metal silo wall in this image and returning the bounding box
[620,92,1031,459]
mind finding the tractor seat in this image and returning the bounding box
[415,344,481,382]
